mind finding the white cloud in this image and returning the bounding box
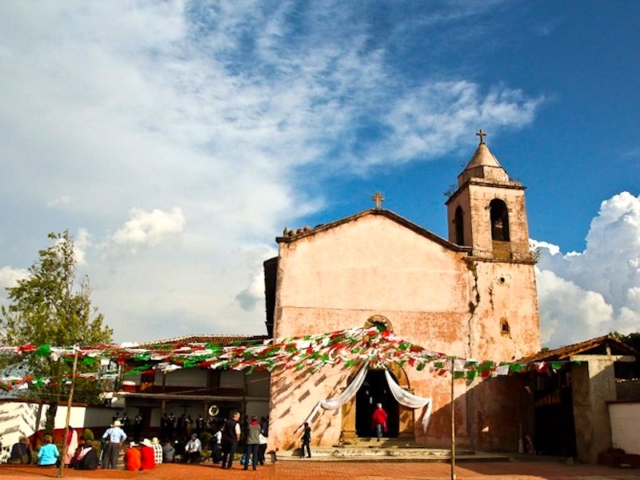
[112,208,186,251]
[47,195,71,208]
[535,192,640,348]
[0,2,545,342]
[0,267,29,289]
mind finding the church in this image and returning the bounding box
[263,132,541,451]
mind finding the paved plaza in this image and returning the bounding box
[1,459,640,480]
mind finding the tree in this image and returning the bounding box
[612,332,640,379]
[0,231,113,432]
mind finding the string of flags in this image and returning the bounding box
[0,326,571,392]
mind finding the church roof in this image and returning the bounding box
[277,208,470,252]
[464,143,503,170]
[139,334,269,348]
[517,335,638,363]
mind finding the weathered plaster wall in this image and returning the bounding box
[572,360,617,464]
[269,213,539,451]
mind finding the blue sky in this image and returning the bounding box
[0,1,639,349]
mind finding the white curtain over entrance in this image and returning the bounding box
[296,363,369,431]
[385,369,432,433]
[297,364,433,433]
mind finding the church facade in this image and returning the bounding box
[264,134,541,451]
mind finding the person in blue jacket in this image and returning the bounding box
[37,435,60,467]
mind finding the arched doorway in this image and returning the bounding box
[340,315,414,442]
[355,368,399,437]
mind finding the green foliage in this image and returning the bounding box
[0,231,113,410]
[200,431,213,449]
[612,332,640,379]
[617,332,640,352]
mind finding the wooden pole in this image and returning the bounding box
[450,359,456,480]
[57,348,79,478]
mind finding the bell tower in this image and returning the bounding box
[446,130,532,262]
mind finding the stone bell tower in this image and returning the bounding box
[445,130,540,362]
[446,130,532,262]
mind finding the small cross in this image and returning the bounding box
[371,191,385,210]
[476,129,487,145]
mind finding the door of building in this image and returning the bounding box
[355,369,399,438]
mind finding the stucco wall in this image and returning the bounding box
[608,402,640,455]
[270,213,539,451]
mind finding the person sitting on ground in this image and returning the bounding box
[140,439,155,470]
[8,436,31,464]
[72,437,99,470]
[184,433,202,464]
[162,440,175,463]
[151,437,163,465]
[37,435,60,467]
[124,442,141,471]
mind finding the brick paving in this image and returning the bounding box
[1,460,640,480]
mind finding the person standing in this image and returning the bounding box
[221,412,241,470]
[102,420,127,469]
[168,412,176,440]
[258,416,269,466]
[64,427,79,466]
[176,414,186,440]
[211,426,223,464]
[196,414,205,435]
[243,414,261,471]
[133,413,143,443]
[371,403,388,441]
[301,422,312,458]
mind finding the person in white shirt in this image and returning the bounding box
[184,433,202,464]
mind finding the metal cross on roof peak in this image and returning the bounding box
[371,191,385,210]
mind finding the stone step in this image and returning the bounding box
[278,444,509,463]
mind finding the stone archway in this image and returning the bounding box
[340,315,414,442]
[340,361,414,442]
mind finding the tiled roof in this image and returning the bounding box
[139,334,269,348]
[517,335,638,363]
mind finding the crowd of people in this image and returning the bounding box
[3,409,271,471]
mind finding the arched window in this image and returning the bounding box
[489,199,510,241]
[454,206,464,245]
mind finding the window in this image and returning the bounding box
[454,206,464,245]
[489,199,510,241]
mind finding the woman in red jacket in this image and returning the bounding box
[371,403,388,441]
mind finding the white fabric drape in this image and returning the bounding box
[385,370,432,432]
[296,364,369,431]
[297,364,434,434]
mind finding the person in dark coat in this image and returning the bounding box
[301,422,312,458]
[220,412,241,469]
[8,436,31,464]
[72,438,99,470]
